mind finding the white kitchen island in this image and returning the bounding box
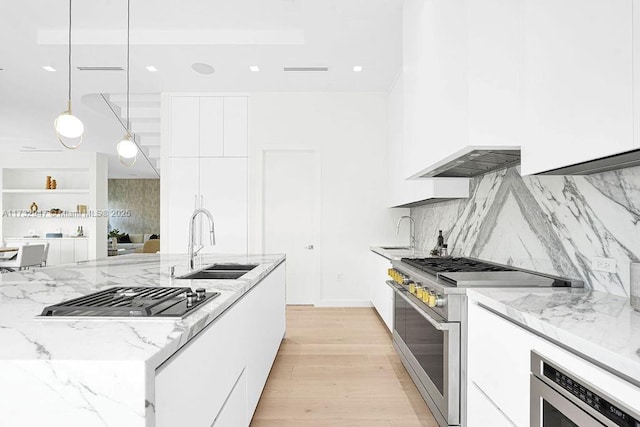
[0,253,286,427]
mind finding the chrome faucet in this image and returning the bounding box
[188,208,216,270]
[396,215,416,254]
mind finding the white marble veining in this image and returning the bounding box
[468,288,640,385]
[0,253,285,427]
[412,165,640,296]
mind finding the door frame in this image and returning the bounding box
[257,147,322,306]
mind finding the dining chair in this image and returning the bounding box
[0,244,46,272]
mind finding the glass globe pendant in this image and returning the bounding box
[117,133,138,166]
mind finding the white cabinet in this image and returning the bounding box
[467,301,533,426]
[155,287,248,427]
[223,97,248,157]
[369,252,393,332]
[213,370,248,427]
[521,0,634,175]
[162,94,249,254]
[200,97,224,157]
[245,263,286,418]
[402,0,522,180]
[155,262,285,427]
[199,158,248,254]
[467,382,515,427]
[5,238,89,266]
[74,238,88,262]
[169,97,200,157]
[634,0,640,148]
[168,95,247,158]
[388,74,469,207]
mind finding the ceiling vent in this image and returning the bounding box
[283,66,329,72]
[77,66,124,71]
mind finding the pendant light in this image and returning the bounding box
[54,0,84,148]
[116,0,138,166]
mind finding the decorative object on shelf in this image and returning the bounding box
[54,0,84,149]
[29,202,38,213]
[76,204,87,214]
[49,208,62,215]
[46,176,51,189]
[51,179,57,189]
[76,225,84,237]
[116,0,139,167]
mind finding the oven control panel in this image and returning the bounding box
[543,363,640,427]
[387,268,444,308]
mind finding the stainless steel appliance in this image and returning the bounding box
[40,286,219,318]
[387,257,581,427]
[530,352,640,427]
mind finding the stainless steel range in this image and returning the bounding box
[386,257,582,427]
[40,286,220,318]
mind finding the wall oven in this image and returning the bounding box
[391,282,461,426]
[530,352,640,427]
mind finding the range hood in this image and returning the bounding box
[409,146,521,179]
[537,148,640,175]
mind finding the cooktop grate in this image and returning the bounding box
[40,286,219,318]
[401,257,516,275]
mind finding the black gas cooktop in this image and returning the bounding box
[40,286,219,318]
[400,257,516,275]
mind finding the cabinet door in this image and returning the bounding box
[74,239,88,262]
[44,240,61,266]
[59,240,75,265]
[521,0,633,175]
[170,97,200,157]
[223,97,248,157]
[403,0,468,179]
[369,253,393,332]
[213,370,248,427]
[467,382,516,427]
[155,291,247,427]
[245,263,286,418]
[467,302,533,427]
[199,97,224,157]
[199,158,248,254]
[166,158,200,253]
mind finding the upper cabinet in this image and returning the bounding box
[169,96,247,158]
[388,74,469,207]
[520,0,634,175]
[402,0,523,180]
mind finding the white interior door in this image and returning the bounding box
[263,150,320,305]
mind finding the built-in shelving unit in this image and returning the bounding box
[0,152,108,264]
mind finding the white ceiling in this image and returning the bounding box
[0,0,403,178]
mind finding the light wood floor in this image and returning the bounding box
[250,306,439,427]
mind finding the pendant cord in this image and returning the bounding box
[68,0,72,103]
[126,0,130,132]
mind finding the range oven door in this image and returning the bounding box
[392,284,460,426]
[530,351,640,427]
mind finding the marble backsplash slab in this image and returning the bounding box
[411,166,640,296]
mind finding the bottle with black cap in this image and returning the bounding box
[437,230,444,255]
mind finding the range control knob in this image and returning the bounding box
[186,292,195,307]
[434,294,446,308]
[196,288,206,301]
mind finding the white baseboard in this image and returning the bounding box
[315,299,373,308]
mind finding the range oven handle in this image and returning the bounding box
[387,280,451,331]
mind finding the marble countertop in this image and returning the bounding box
[468,287,640,385]
[0,253,285,367]
[370,245,431,260]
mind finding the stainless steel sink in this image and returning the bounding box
[204,263,258,271]
[177,263,258,280]
[179,270,248,280]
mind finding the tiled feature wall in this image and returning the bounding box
[108,179,159,235]
[411,166,640,296]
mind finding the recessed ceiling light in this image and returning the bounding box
[43,66,56,72]
[353,65,363,72]
[146,65,158,72]
[191,63,215,75]
[249,65,260,72]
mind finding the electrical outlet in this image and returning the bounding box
[592,257,616,273]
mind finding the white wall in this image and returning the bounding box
[248,92,408,306]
